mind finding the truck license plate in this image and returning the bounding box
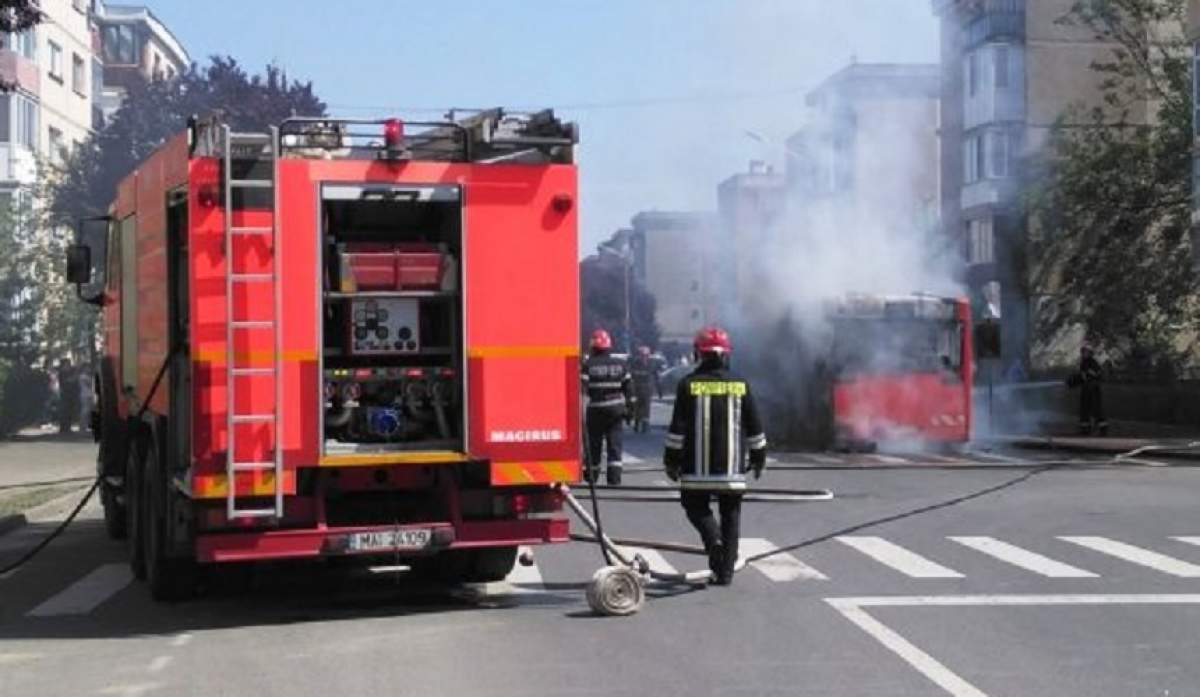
[346,528,431,553]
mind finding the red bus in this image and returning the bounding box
[825,293,973,449]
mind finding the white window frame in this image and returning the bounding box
[48,40,62,81]
[987,130,1010,179]
[48,126,64,164]
[72,53,85,96]
[967,219,995,265]
[994,44,1010,89]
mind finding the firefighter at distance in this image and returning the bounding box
[582,329,634,485]
[1067,343,1107,436]
[663,326,767,586]
[628,345,659,433]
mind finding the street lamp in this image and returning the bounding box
[598,237,634,354]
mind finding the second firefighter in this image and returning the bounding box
[582,329,634,485]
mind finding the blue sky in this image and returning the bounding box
[149,1,938,253]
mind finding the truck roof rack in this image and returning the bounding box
[189,109,577,165]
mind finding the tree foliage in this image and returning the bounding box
[1027,0,1195,375]
[580,255,660,352]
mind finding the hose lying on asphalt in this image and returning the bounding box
[0,475,97,492]
[563,463,1060,575]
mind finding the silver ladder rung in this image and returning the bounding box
[231,227,273,235]
[228,508,278,519]
[231,273,274,282]
[230,179,273,189]
[232,414,275,423]
[231,367,274,375]
[232,461,276,471]
[231,320,275,328]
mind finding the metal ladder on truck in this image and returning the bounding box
[223,125,284,520]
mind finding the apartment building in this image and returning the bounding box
[94,2,190,121]
[717,161,787,328]
[932,0,1126,370]
[627,210,718,346]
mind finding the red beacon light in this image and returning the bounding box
[381,118,406,160]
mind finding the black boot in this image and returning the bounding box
[606,464,622,486]
[707,543,726,584]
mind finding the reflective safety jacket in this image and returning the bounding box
[582,351,634,414]
[663,363,767,491]
[628,354,659,393]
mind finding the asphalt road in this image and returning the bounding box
[2,425,1200,696]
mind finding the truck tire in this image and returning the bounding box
[100,481,126,540]
[464,546,518,583]
[126,442,146,580]
[142,439,195,602]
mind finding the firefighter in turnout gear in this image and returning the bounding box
[582,329,634,485]
[629,345,658,433]
[663,326,767,586]
[1068,344,1107,436]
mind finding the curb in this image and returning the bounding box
[0,513,27,537]
[1008,439,1200,461]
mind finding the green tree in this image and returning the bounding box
[580,254,660,353]
[1027,0,1195,376]
[33,57,325,378]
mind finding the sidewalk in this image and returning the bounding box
[990,419,1200,460]
[0,428,96,534]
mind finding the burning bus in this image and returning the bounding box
[823,293,973,449]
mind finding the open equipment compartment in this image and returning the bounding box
[320,183,464,453]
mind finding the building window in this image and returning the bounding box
[48,40,62,81]
[995,45,1010,88]
[0,94,40,148]
[71,54,85,96]
[101,24,139,66]
[967,219,995,265]
[967,51,980,96]
[1194,42,1200,137]
[7,29,36,62]
[690,280,700,292]
[964,133,987,183]
[48,127,64,164]
[987,130,1011,178]
[690,308,701,320]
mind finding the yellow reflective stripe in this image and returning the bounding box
[318,452,469,467]
[194,349,318,366]
[689,381,747,397]
[468,345,579,359]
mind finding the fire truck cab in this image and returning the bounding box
[67,110,581,599]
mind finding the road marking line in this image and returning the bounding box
[806,454,842,465]
[1171,536,1200,549]
[98,683,163,697]
[948,537,1097,578]
[866,454,910,465]
[739,538,827,581]
[147,656,172,673]
[619,546,678,576]
[0,652,44,665]
[964,450,1023,463]
[505,545,544,592]
[623,454,645,465]
[827,593,1200,697]
[27,563,133,616]
[1058,536,1200,577]
[826,598,986,697]
[837,537,964,578]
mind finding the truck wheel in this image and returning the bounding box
[142,440,195,602]
[100,481,126,540]
[126,442,146,580]
[464,546,518,583]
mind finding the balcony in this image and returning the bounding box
[0,143,39,185]
[965,2,1025,49]
[0,50,39,95]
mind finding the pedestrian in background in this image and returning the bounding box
[628,345,657,433]
[56,359,78,434]
[663,326,767,586]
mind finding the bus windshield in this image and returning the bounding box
[830,318,962,378]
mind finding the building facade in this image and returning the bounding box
[717,161,787,329]
[932,0,1126,371]
[94,2,190,121]
[1190,0,1200,271]
[627,210,718,347]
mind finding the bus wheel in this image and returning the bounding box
[142,439,194,602]
[464,547,518,583]
[100,480,127,540]
[126,442,146,580]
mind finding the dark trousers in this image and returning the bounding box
[1080,384,1106,429]
[632,386,653,430]
[585,407,624,472]
[681,490,742,574]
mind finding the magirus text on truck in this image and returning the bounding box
[66,110,581,599]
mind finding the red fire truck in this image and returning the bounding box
[825,293,973,449]
[66,110,581,599]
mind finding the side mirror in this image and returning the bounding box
[66,244,91,284]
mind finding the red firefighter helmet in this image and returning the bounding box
[694,326,732,356]
[590,329,613,351]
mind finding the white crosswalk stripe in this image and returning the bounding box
[1171,536,1200,549]
[1059,536,1200,578]
[619,546,679,576]
[504,546,545,593]
[739,538,827,581]
[948,537,1097,578]
[866,454,910,465]
[623,454,645,465]
[837,536,964,578]
[27,563,132,617]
